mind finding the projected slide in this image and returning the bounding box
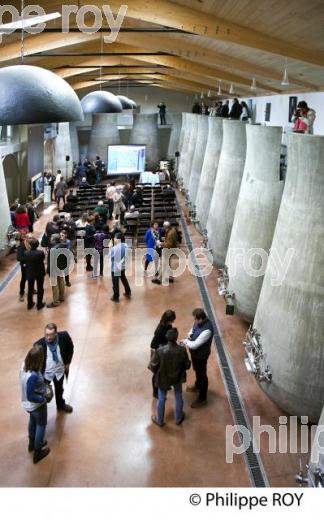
[108,145,146,175]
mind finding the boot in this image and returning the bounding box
[28,438,47,452]
[33,446,50,464]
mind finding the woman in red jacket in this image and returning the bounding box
[15,205,31,233]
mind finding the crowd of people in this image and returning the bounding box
[20,305,214,463]
[192,98,250,120]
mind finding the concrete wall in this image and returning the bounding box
[167,112,182,158]
[0,159,12,249]
[254,133,324,422]
[228,91,324,137]
[54,123,72,179]
[129,113,160,169]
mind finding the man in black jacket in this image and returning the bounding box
[46,234,70,308]
[35,323,74,413]
[23,238,46,310]
[149,328,191,426]
[183,308,214,408]
[229,98,243,120]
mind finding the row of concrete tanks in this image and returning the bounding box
[73,112,183,166]
[177,113,324,426]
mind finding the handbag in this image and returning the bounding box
[45,382,54,403]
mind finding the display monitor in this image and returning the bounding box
[31,172,44,199]
[108,145,146,176]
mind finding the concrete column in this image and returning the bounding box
[253,133,324,421]
[207,119,246,267]
[309,406,324,484]
[88,114,120,162]
[182,114,198,190]
[167,112,182,158]
[226,124,283,322]
[0,159,11,250]
[178,113,186,158]
[178,113,190,181]
[70,122,80,163]
[54,123,72,179]
[207,120,246,265]
[129,114,159,169]
[196,117,223,229]
[188,115,209,204]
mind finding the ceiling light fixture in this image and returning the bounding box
[229,83,234,95]
[251,77,257,91]
[217,81,222,96]
[281,60,290,87]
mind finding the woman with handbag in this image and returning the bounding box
[20,344,51,464]
[150,310,176,398]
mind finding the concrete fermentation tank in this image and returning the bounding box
[178,113,187,158]
[188,115,209,205]
[195,117,223,230]
[207,120,246,264]
[129,114,159,169]
[167,112,182,158]
[88,113,120,162]
[252,133,324,422]
[226,124,283,323]
[308,405,324,486]
[182,114,199,190]
[178,113,191,182]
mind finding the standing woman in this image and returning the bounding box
[20,344,50,464]
[150,309,176,398]
[15,205,31,234]
[240,101,250,122]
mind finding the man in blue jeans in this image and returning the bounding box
[149,328,191,426]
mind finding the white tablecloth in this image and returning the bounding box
[139,171,160,186]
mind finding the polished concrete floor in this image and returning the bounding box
[0,198,310,487]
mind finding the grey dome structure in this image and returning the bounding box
[81,91,123,114]
[117,95,135,110]
[0,65,84,125]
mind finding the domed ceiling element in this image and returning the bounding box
[81,91,123,114]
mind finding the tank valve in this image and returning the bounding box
[218,266,229,296]
[295,460,309,486]
[243,327,272,382]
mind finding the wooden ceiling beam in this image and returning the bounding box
[115,33,317,90]
[84,0,324,68]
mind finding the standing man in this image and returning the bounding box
[109,233,131,303]
[23,238,46,310]
[55,176,67,210]
[183,308,214,408]
[46,234,68,308]
[149,328,191,426]
[35,323,74,413]
[157,102,167,125]
[152,221,179,285]
[106,182,117,219]
[229,98,243,120]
